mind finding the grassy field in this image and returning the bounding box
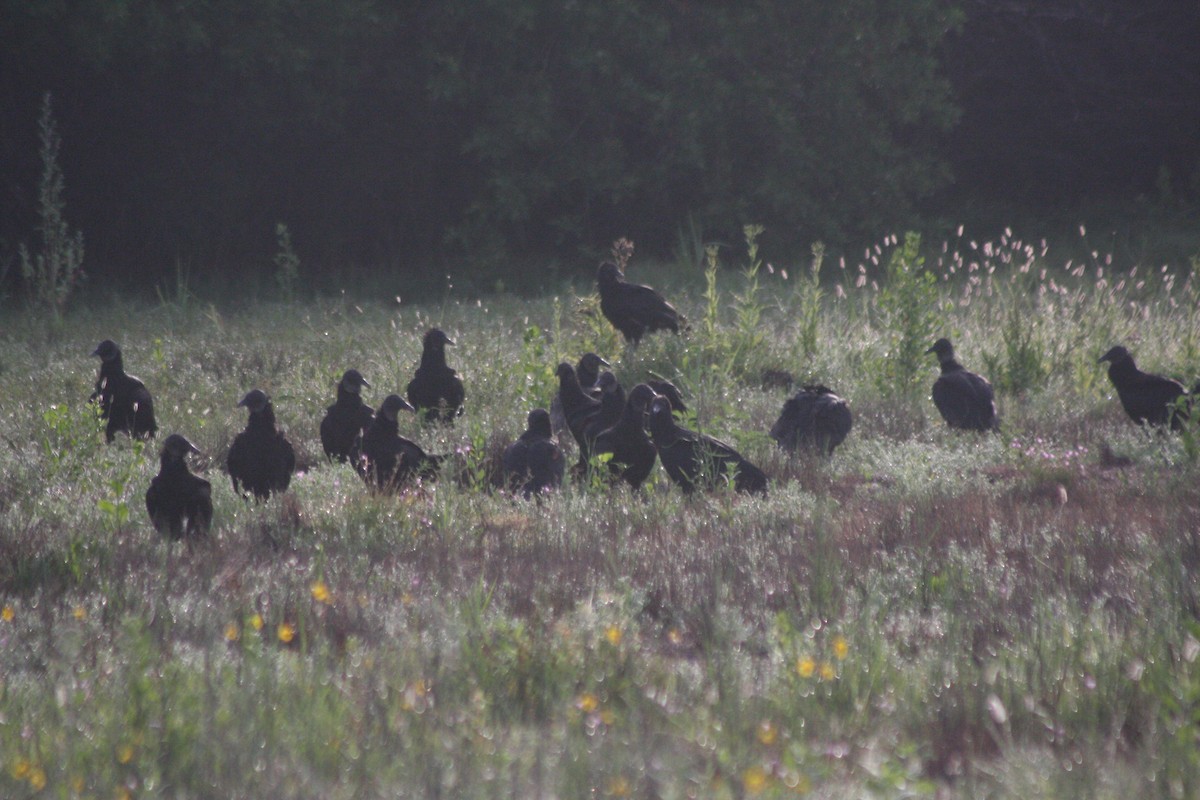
[2,230,1199,798]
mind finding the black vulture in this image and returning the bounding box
[1098,345,1189,429]
[227,389,296,500]
[502,408,564,497]
[647,396,767,495]
[358,394,442,490]
[590,383,660,489]
[581,372,626,448]
[550,352,609,440]
[596,261,683,344]
[145,434,212,540]
[555,362,603,453]
[576,352,610,393]
[646,377,687,413]
[770,385,853,455]
[926,338,999,432]
[320,369,374,463]
[406,328,465,422]
[90,339,157,442]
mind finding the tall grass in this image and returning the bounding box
[1,228,1199,797]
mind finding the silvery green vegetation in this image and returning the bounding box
[2,227,1199,798]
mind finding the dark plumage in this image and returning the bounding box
[145,434,212,540]
[555,362,603,453]
[227,389,296,500]
[1098,345,1189,428]
[502,409,564,497]
[647,396,767,495]
[321,369,375,463]
[406,328,465,422]
[646,378,687,413]
[358,394,441,490]
[591,384,660,489]
[596,261,683,344]
[581,372,626,448]
[550,353,609,440]
[770,385,853,455]
[576,353,610,394]
[90,339,157,442]
[926,338,999,432]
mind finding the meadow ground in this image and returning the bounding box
[1,230,1199,798]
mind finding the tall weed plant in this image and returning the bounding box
[19,93,85,317]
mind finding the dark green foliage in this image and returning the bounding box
[0,0,961,278]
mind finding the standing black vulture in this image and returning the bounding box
[145,434,212,540]
[590,384,660,489]
[646,377,687,413]
[406,328,465,422]
[358,394,442,490]
[647,396,767,495]
[227,389,296,500]
[502,408,564,497]
[596,261,683,344]
[770,385,853,455]
[555,362,603,453]
[1098,345,1190,428]
[320,369,375,463]
[550,353,609,440]
[926,338,999,432]
[90,339,157,442]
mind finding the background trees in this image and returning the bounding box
[0,0,1196,288]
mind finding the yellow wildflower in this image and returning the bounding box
[743,765,770,795]
[311,580,332,604]
[833,635,849,660]
[27,765,46,791]
[250,613,264,631]
[797,656,815,678]
[10,757,30,779]
[1,605,13,622]
[606,775,631,797]
[277,622,295,644]
[117,744,134,764]
[819,661,836,681]
[72,605,87,620]
[667,627,683,645]
[224,622,240,642]
[605,625,623,647]
[756,720,777,746]
[577,692,599,713]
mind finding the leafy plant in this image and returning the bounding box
[19,93,85,317]
[873,232,940,399]
[796,241,826,359]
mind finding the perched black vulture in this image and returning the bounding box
[358,394,441,490]
[502,408,564,497]
[591,383,660,489]
[145,434,212,540]
[90,339,157,442]
[1098,345,1189,428]
[227,389,296,500]
[596,261,683,344]
[647,396,767,495]
[550,353,609,440]
[406,328,465,422]
[770,385,853,455]
[926,338,999,432]
[555,362,603,452]
[321,369,375,463]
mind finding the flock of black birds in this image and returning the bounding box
[87,262,1196,543]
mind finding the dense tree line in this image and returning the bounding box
[0,1,1196,289]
